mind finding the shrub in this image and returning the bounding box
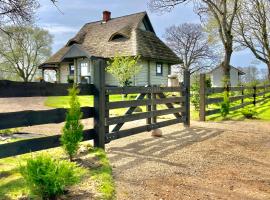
[220,91,230,117]
[20,154,82,200]
[191,81,200,111]
[61,85,83,161]
[241,108,257,119]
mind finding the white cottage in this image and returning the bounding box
[208,65,245,87]
[39,11,181,86]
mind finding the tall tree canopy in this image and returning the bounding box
[149,0,241,85]
[0,25,52,82]
[164,23,218,74]
[235,0,270,80]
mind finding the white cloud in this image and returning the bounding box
[40,23,79,35]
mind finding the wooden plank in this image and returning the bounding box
[256,98,265,104]
[93,59,106,149]
[206,87,224,94]
[105,86,182,95]
[107,97,184,109]
[157,93,182,119]
[229,95,244,103]
[0,129,96,159]
[256,91,267,97]
[106,118,183,141]
[205,108,220,116]
[0,107,94,130]
[230,87,244,92]
[199,74,206,121]
[106,107,183,126]
[0,80,94,97]
[206,97,223,105]
[183,70,190,126]
[229,102,253,111]
[111,93,146,132]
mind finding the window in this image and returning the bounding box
[156,63,163,76]
[69,64,75,75]
[80,62,90,76]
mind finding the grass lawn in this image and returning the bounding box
[0,146,115,200]
[190,96,270,121]
[45,94,182,118]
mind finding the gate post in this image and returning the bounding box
[199,74,206,121]
[93,58,106,149]
[183,70,190,127]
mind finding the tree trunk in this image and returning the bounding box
[267,62,270,81]
[222,47,233,87]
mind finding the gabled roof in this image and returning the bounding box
[41,11,181,67]
[208,65,245,75]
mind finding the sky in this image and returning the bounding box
[36,0,265,70]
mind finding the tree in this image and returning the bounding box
[0,0,39,32]
[149,0,241,85]
[164,23,218,74]
[0,25,52,82]
[61,86,84,161]
[106,55,141,87]
[235,0,270,80]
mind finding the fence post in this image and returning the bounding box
[146,89,151,125]
[152,87,157,124]
[199,74,206,121]
[93,58,106,149]
[253,85,257,106]
[183,70,190,127]
[241,85,244,105]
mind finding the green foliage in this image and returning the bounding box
[220,91,230,117]
[241,108,257,119]
[191,81,200,111]
[106,55,141,87]
[20,154,82,199]
[61,85,83,161]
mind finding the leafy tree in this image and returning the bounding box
[149,0,241,86]
[0,25,52,82]
[235,0,270,80]
[61,85,83,161]
[164,23,219,74]
[106,55,141,87]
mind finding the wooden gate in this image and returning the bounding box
[93,59,190,148]
[0,59,190,158]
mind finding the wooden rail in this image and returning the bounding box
[199,74,270,121]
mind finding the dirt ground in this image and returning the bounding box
[1,97,270,200]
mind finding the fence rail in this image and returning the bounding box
[200,74,270,121]
[0,59,190,159]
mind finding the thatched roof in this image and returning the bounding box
[41,11,181,67]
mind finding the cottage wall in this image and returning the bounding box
[211,67,241,87]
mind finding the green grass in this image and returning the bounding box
[0,147,115,200]
[190,95,270,121]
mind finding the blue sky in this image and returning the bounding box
[37,0,264,69]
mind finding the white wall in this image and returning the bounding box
[211,67,240,87]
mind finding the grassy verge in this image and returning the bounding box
[0,146,115,200]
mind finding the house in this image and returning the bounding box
[208,65,245,87]
[39,11,181,86]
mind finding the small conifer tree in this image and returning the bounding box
[61,85,83,161]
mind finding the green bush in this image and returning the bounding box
[61,85,84,161]
[220,91,230,117]
[241,108,257,119]
[191,81,200,111]
[20,154,82,200]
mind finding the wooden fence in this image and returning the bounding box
[199,74,270,121]
[0,59,190,159]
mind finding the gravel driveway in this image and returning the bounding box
[107,120,270,200]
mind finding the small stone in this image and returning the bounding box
[151,129,162,137]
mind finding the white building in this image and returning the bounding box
[208,65,245,87]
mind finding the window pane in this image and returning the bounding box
[81,62,89,76]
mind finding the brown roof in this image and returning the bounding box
[41,11,181,66]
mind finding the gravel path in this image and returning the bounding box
[107,120,270,200]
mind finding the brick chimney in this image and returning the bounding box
[103,11,111,22]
